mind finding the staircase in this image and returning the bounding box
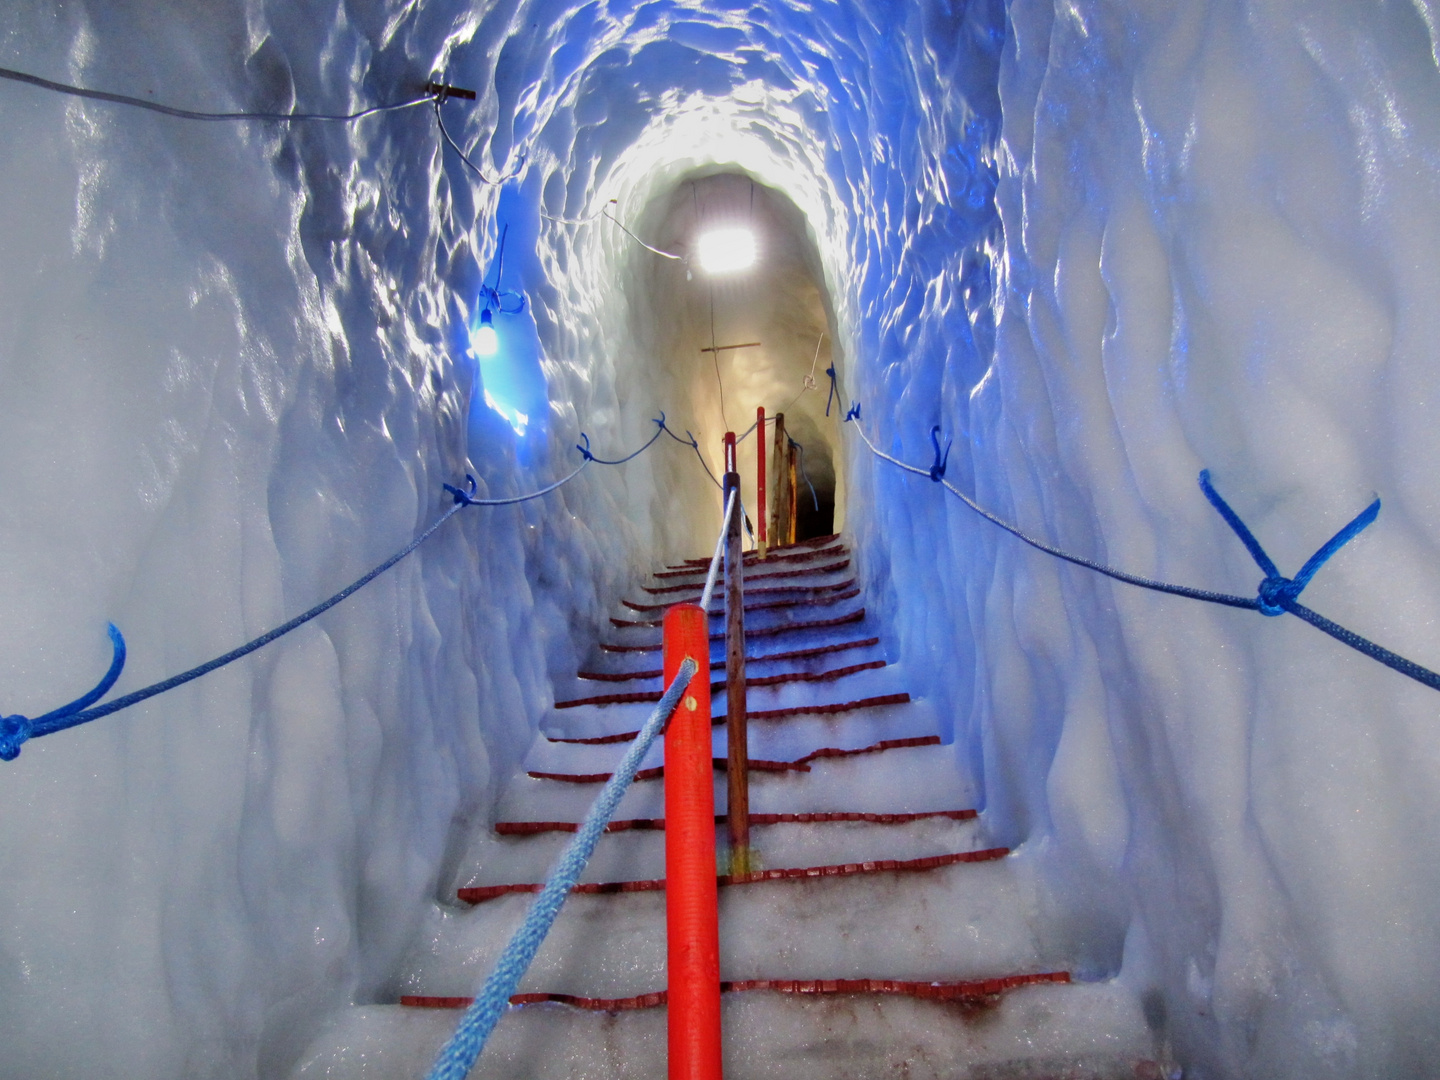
[293,535,1168,1079]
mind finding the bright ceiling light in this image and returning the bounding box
[696,227,757,274]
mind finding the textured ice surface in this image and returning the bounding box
[2,0,1439,1076]
[295,984,1156,1080]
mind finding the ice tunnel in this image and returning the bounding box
[3,0,1440,1077]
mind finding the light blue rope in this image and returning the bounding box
[426,655,699,1080]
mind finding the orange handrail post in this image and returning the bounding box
[755,407,767,558]
[721,465,751,876]
[663,604,723,1080]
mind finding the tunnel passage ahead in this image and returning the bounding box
[625,170,845,543]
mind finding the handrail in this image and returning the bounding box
[426,488,737,1080]
[838,378,1440,696]
[0,419,693,763]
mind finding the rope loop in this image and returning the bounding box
[928,426,951,483]
[824,365,838,417]
[0,716,32,762]
[576,434,594,462]
[444,475,479,506]
[1199,470,1380,618]
[1,623,127,760]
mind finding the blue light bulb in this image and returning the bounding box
[473,308,499,357]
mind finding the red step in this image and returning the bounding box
[611,589,861,629]
[599,610,864,653]
[577,637,881,683]
[643,560,850,594]
[457,847,1010,904]
[529,736,941,780]
[622,579,858,613]
[667,535,841,570]
[494,809,978,836]
[400,970,1070,1011]
[547,692,910,743]
[556,659,886,709]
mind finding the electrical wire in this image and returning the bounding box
[0,64,432,122]
[433,100,525,185]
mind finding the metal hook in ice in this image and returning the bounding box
[928,426,951,483]
[1,623,126,762]
[1199,470,1380,617]
[444,474,479,506]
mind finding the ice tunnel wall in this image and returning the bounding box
[3,0,1440,1077]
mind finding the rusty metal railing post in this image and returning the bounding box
[663,603,722,1080]
[720,453,750,876]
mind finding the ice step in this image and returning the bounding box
[496,742,977,822]
[597,608,867,654]
[292,982,1161,1080]
[572,636,884,685]
[553,657,889,709]
[396,853,1058,998]
[539,685,924,751]
[454,812,987,888]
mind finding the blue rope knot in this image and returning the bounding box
[576,434,594,462]
[1256,575,1304,617]
[0,715,32,762]
[444,475,479,506]
[653,412,666,432]
[1199,469,1381,618]
[928,426,951,483]
[0,623,126,762]
[844,401,861,423]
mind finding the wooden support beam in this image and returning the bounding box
[722,470,751,876]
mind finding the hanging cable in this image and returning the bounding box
[0,64,433,122]
[433,99,524,185]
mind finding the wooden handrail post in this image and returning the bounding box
[721,469,751,876]
[663,604,723,1080]
[769,413,788,549]
[755,407,767,558]
[786,439,798,546]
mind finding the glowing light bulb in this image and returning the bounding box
[696,227,757,274]
[473,308,499,356]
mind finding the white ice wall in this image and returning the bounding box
[966,2,1440,1077]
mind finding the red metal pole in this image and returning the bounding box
[723,431,737,475]
[663,604,723,1080]
[756,407,767,558]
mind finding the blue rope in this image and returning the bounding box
[847,410,1440,695]
[928,426,951,483]
[1,419,688,760]
[825,365,839,417]
[1195,473,1438,689]
[426,655,698,1080]
[576,416,666,465]
[658,418,724,490]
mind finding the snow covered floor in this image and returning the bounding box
[294,984,1156,1080]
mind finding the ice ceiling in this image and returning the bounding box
[2,0,1440,1078]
